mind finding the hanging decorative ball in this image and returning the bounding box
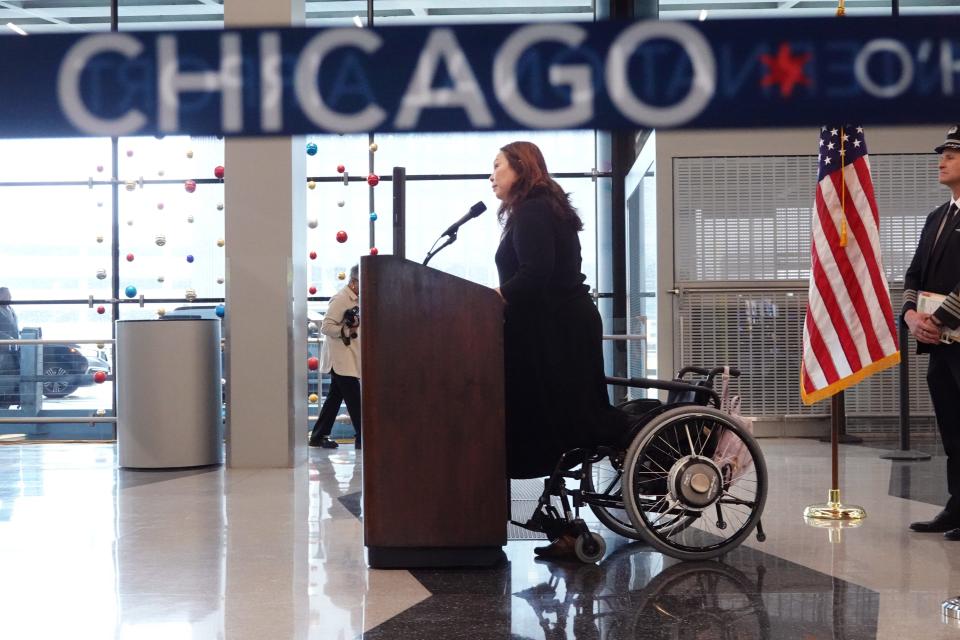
[216,238,225,248]
[96,235,104,243]
[186,150,194,159]
[307,357,319,371]
[157,275,165,283]
[96,269,107,280]
[157,308,166,317]
[96,305,105,314]
[126,219,134,226]
[124,285,137,298]
[369,142,378,153]
[125,180,136,191]
[93,371,107,384]
[185,288,198,302]
[97,201,103,208]
[309,393,318,404]
[370,247,379,255]
[337,200,345,208]
[186,255,195,263]
[309,251,317,260]
[337,272,346,280]
[337,164,345,174]
[156,202,164,210]
[95,409,106,417]
[369,212,378,222]
[214,165,225,179]
[158,169,165,177]
[306,142,318,156]
[217,202,224,211]
[126,150,133,157]
[186,215,194,224]
[97,342,104,349]
[367,173,380,187]
[307,180,316,190]
[155,235,166,247]
[309,286,317,295]
[184,179,197,193]
[216,277,224,284]
[215,304,225,318]
[336,230,348,243]
[308,218,318,229]
[96,165,103,173]
[126,253,134,262]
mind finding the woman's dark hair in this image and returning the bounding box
[497,141,583,232]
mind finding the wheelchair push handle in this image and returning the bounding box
[677,365,741,382]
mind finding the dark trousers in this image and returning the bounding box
[310,370,361,445]
[927,348,960,513]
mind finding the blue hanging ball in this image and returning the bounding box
[215,304,225,318]
[306,142,318,156]
[186,255,195,263]
[369,212,378,222]
[124,285,137,298]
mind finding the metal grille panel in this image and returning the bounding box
[673,153,945,430]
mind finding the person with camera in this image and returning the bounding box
[309,265,362,450]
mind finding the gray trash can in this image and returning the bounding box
[116,318,223,468]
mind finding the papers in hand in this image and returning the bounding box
[917,291,960,343]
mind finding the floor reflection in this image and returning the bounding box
[364,539,879,639]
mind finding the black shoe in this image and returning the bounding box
[309,436,338,449]
[945,528,960,541]
[533,534,578,560]
[910,510,960,532]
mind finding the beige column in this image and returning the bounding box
[223,0,307,468]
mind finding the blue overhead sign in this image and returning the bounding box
[1,16,959,138]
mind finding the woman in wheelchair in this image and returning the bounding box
[490,142,767,563]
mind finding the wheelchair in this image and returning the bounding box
[511,366,768,563]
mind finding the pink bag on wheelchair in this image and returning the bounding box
[712,367,754,484]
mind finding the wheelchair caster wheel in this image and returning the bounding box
[756,531,766,542]
[574,532,606,563]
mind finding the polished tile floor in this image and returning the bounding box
[1,438,959,639]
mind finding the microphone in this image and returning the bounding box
[441,201,487,237]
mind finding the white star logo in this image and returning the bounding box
[827,142,836,150]
[824,157,832,165]
[831,128,839,136]
[853,139,862,148]
[856,127,864,134]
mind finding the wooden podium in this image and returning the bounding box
[360,255,506,568]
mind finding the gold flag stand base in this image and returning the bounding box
[803,489,867,521]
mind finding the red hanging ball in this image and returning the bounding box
[126,253,134,262]
[336,230,348,243]
[370,247,379,255]
[214,165,225,179]
[308,286,317,295]
[184,179,197,193]
[366,173,380,187]
[309,251,317,260]
[96,306,105,315]
[307,357,319,371]
[93,371,107,384]
[337,164,345,174]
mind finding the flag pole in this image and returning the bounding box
[804,124,866,523]
[804,392,866,521]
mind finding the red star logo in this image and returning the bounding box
[760,43,812,98]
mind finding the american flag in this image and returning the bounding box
[800,126,900,405]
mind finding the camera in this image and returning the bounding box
[340,306,360,345]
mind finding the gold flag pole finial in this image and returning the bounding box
[837,0,846,16]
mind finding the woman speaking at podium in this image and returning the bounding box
[491,141,629,491]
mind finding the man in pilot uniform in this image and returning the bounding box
[903,126,960,540]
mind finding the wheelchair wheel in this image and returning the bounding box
[582,455,642,540]
[621,406,767,561]
[574,532,606,563]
